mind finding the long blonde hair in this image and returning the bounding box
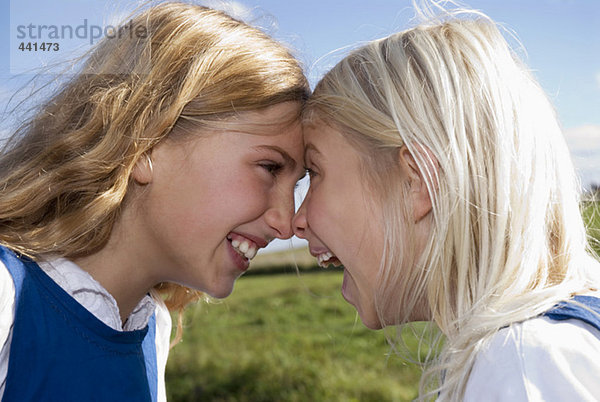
[305,7,599,400]
[0,2,308,313]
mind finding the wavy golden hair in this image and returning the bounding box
[0,2,308,315]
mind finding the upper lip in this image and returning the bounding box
[309,247,333,257]
[232,232,269,249]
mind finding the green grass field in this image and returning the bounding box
[165,272,426,401]
[583,200,600,256]
[165,201,600,401]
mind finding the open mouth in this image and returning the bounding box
[315,251,341,268]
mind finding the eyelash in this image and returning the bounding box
[305,167,317,178]
[260,162,284,176]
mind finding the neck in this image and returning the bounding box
[73,208,158,324]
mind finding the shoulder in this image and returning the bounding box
[465,316,600,401]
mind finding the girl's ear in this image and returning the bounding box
[397,144,438,223]
[132,153,153,185]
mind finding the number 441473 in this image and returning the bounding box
[18,42,60,51]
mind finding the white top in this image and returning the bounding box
[464,314,600,401]
[0,258,172,401]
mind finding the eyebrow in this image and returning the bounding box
[304,142,322,167]
[254,145,300,177]
[304,142,321,156]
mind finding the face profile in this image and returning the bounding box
[294,121,386,329]
[128,102,305,299]
[294,118,434,328]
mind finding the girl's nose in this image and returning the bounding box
[292,200,308,239]
[264,190,295,240]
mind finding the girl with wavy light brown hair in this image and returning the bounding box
[0,2,308,400]
[293,3,600,400]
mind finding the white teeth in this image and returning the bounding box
[245,246,257,260]
[316,252,334,268]
[230,238,258,261]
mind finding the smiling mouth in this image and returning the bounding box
[314,251,342,268]
[227,233,259,261]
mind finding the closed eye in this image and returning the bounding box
[305,167,318,178]
[260,162,284,176]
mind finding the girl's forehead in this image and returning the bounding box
[302,124,359,165]
[301,116,327,131]
[223,102,302,136]
[303,120,345,144]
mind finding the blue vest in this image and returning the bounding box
[544,295,600,331]
[0,246,157,402]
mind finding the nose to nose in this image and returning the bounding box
[265,209,293,240]
[264,190,295,240]
[292,202,307,239]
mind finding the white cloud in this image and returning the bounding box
[563,125,600,187]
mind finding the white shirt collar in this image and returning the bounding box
[38,258,155,331]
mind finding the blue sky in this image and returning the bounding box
[1,0,599,252]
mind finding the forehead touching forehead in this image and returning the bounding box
[235,102,305,168]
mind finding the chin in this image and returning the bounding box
[207,288,234,299]
[361,318,384,330]
[358,309,384,330]
[204,282,236,299]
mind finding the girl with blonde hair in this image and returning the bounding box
[293,5,600,400]
[0,2,308,400]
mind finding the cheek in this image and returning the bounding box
[305,189,340,236]
[212,170,272,219]
[171,168,270,234]
[305,178,365,241]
